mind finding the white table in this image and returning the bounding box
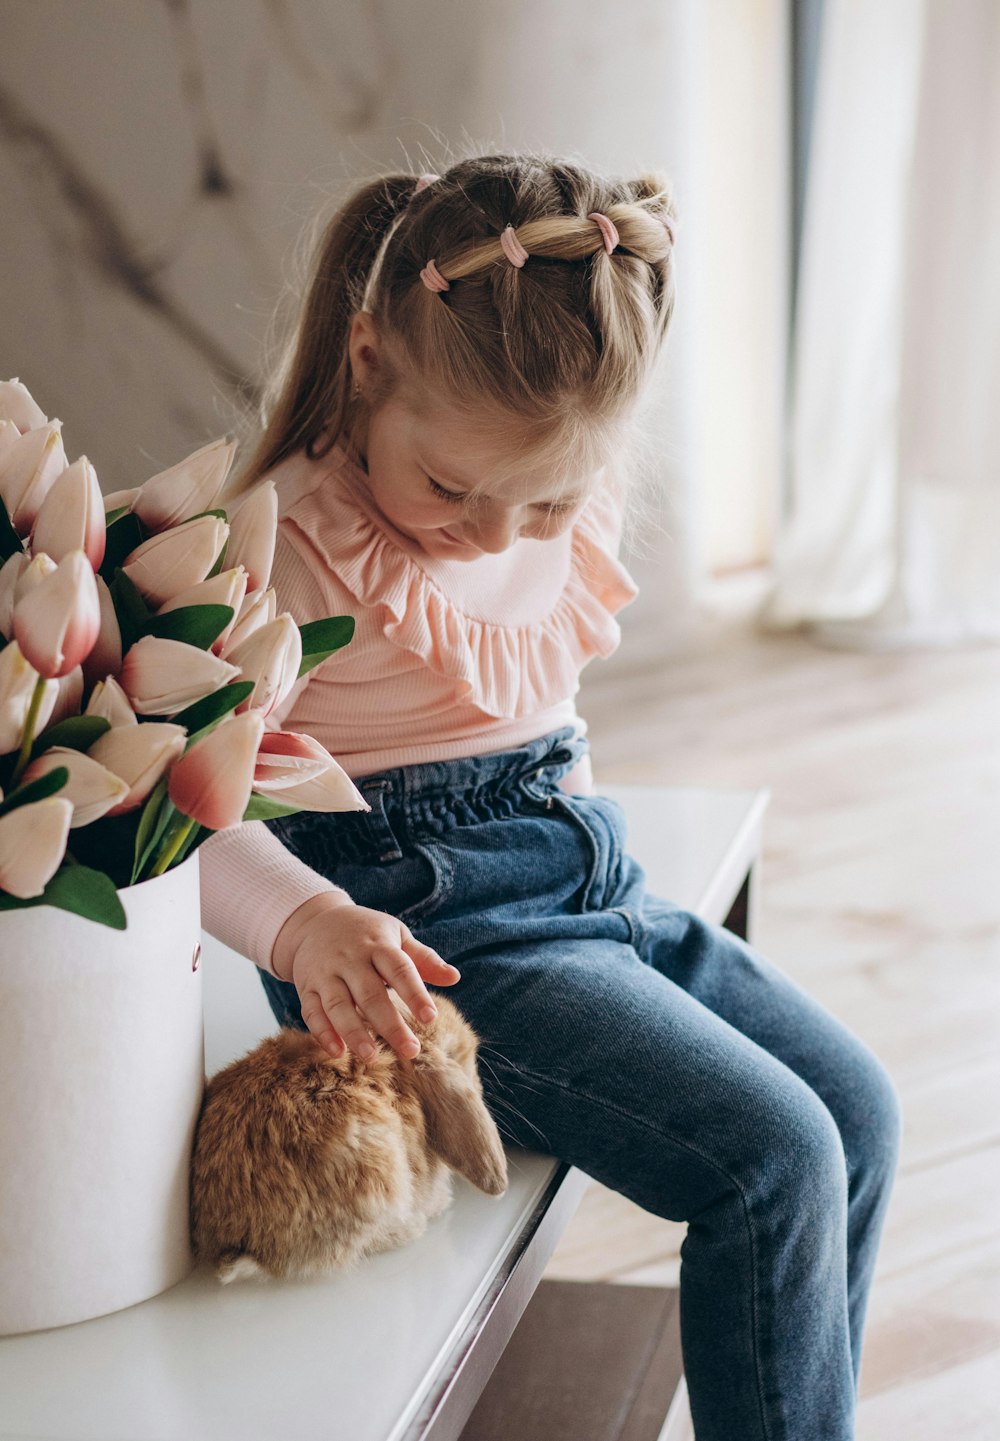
[0,785,769,1441]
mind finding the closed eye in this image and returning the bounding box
[427,476,467,503]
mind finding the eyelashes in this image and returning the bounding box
[425,475,576,516]
[427,477,466,504]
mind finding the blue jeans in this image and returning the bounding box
[259,725,901,1441]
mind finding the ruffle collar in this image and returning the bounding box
[279,444,639,720]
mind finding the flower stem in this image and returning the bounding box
[149,813,197,878]
[11,675,50,784]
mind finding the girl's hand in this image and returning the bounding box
[271,893,461,1062]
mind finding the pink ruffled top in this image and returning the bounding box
[199,440,639,974]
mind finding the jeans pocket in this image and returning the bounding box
[395,840,454,927]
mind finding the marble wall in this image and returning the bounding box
[0,0,788,635]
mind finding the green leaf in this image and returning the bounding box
[100,510,145,583]
[183,508,230,524]
[172,681,253,744]
[242,792,303,822]
[0,493,24,563]
[0,765,69,818]
[130,777,174,884]
[103,504,131,526]
[143,604,233,650]
[297,616,355,677]
[169,819,208,867]
[0,864,127,929]
[206,538,228,580]
[109,567,152,652]
[30,714,110,761]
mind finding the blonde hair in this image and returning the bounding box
[225,150,679,542]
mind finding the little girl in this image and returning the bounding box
[201,153,900,1441]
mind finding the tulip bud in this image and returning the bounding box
[0,796,73,898]
[0,378,47,433]
[13,551,57,603]
[85,674,136,727]
[253,731,370,812]
[0,420,67,534]
[103,486,141,513]
[22,746,130,828]
[88,721,187,814]
[121,514,228,607]
[119,635,240,715]
[168,709,264,830]
[226,613,302,718]
[157,566,248,654]
[12,550,101,679]
[49,666,84,727]
[31,456,106,568]
[0,641,59,753]
[131,437,237,532]
[0,552,28,637]
[220,584,276,658]
[0,419,20,469]
[82,575,123,689]
[225,481,277,593]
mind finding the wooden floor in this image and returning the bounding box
[541,607,1000,1438]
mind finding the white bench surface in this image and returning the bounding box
[0,785,768,1441]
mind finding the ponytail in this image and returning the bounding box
[225,174,418,500]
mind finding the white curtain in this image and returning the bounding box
[761,0,1000,649]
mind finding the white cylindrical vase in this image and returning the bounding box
[0,853,205,1335]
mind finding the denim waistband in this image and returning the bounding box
[266,725,587,866]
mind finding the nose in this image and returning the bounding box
[466,510,522,553]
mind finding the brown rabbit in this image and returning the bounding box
[189,990,508,1283]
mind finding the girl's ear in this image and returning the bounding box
[348,311,382,393]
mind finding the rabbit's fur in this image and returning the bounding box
[189,990,508,1284]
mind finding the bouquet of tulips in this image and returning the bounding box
[0,379,367,930]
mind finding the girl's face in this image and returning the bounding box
[354,394,592,562]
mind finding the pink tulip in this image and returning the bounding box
[12,550,101,679]
[84,674,136,727]
[0,421,67,534]
[132,437,237,532]
[82,575,123,689]
[31,456,106,568]
[220,584,276,658]
[225,481,277,593]
[226,613,302,717]
[0,796,73,898]
[157,566,248,654]
[0,552,28,637]
[103,486,141,513]
[0,419,19,469]
[13,551,57,602]
[49,666,84,726]
[168,710,264,830]
[0,379,47,432]
[254,731,370,812]
[121,514,228,607]
[0,641,59,753]
[22,747,130,828]
[89,722,187,814]
[118,635,240,715]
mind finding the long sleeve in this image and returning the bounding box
[199,821,351,976]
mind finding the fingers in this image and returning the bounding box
[399,929,462,983]
[297,990,346,1059]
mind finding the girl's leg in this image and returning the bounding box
[632,891,902,1392]
[419,928,864,1441]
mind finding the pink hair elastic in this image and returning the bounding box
[500,223,529,268]
[588,211,619,255]
[659,214,677,245]
[420,258,450,292]
[414,173,441,193]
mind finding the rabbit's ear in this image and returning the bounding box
[411,1056,508,1196]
